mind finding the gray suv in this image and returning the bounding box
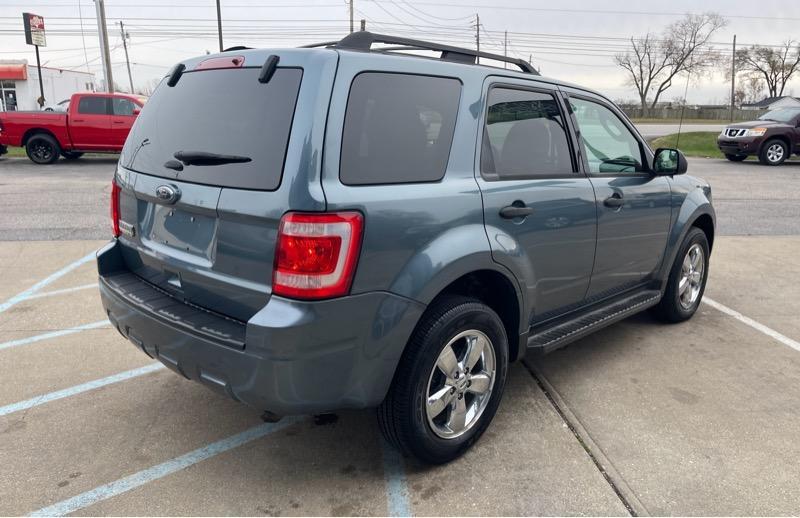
[97,32,715,464]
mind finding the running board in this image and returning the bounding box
[527,290,661,355]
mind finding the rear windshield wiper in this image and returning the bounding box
[173,150,252,166]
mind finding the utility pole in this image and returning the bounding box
[216,0,223,52]
[503,30,507,68]
[119,21,134,93]
[475,13,480,64]
[94,0,114,92]
[360,19,366,31]
[730,34,737,123]
[349,0,354,33]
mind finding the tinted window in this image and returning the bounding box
[78,96,108,115]
[122,67,302,190]
[340,73,461,185]
[481,88,572,179]
[112,98,137,116]
[570,97,644,174]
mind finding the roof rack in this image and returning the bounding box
[302,31,538,75]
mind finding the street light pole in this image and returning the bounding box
[94,0,114,92]
[216,0,223,52]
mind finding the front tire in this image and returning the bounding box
[725,153,747,162]
[378,296,509,464]
[652,227,709,323]
[759,139,788,166]
[25,133,61,164]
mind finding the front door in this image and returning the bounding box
[477,81,597,325]
[565,91,671,299]
[109,97,139,148]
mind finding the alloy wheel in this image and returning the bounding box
[425,329,496,439]
[679,243,704,309]
[766,143,785,164]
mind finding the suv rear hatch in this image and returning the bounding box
[114,51,331,324]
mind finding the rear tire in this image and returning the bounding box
[378,296,508,464]
[651,227,709,323]
[25,133,60,164]
[758,139,788,166]
[725,154,747,162]
[62,151,83,160]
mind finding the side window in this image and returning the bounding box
[481,88,573,179]
[569,97,644,174]
[112,98,136,116]
[77,96,108,115]
[340,73,461,185]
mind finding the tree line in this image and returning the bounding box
[614,13,800,115]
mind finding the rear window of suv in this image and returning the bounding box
[122,66,302,191]
[340,72,461,185]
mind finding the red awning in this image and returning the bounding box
[0,64,27,80]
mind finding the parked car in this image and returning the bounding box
[96,32,715,464]
[0,92,147,164]
[43,99,70,112]
[717,107,800,165]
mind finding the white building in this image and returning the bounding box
[0,60,95,111]
[741,96,800,111]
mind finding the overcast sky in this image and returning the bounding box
[1,0,797,103]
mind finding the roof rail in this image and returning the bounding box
[303,31,538,75]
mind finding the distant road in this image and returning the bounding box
[635,123,725,139]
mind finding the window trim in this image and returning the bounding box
[338,70,463,187]
[479,82,580,182]
[564,93,653,178]
[77,96,111,116]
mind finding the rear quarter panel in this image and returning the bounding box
[320,52,525,326]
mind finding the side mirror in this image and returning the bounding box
[653,148,688,175]
[132,107,141,116]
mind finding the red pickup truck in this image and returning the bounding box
[0,92,146,164]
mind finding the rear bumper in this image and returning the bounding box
[96,240,425,416]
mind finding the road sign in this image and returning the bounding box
[23,13,46,47]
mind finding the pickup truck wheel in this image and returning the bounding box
[62,151,84,160]
[759,139,788,166]
[651,227,709,323]
[378,296,508,464]
[725,154,747,162]
[25,134,61,164]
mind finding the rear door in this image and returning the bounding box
[115,51,336,322]
[69,95,111,149]
[476,78,597,324]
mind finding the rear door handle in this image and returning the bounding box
[499,205,534,219]
[604,193,624,208]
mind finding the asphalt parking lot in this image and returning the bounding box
[1,156,799,515]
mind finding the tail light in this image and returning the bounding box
[110,179,121,237]
[273,212,363,300]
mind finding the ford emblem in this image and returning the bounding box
[155,184,180,204]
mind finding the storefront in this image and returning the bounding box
[0,60,95,111]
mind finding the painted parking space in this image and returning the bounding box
[1,229,799,514]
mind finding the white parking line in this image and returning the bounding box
[703,297,800,353]
[30,419,299,517]
[0,320,110,352]
[0,363,165,417]
[0,250,96,314]
[24,283,98,300]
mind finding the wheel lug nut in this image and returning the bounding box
[450,387,456,394]
[467,380,471,387]
[454,373,459,379]
[458,394,463,400]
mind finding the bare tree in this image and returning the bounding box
[615,13,727,116]
[736,41,800,98]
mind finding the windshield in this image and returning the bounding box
[122,66,302,191]
[758,108,800,123]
